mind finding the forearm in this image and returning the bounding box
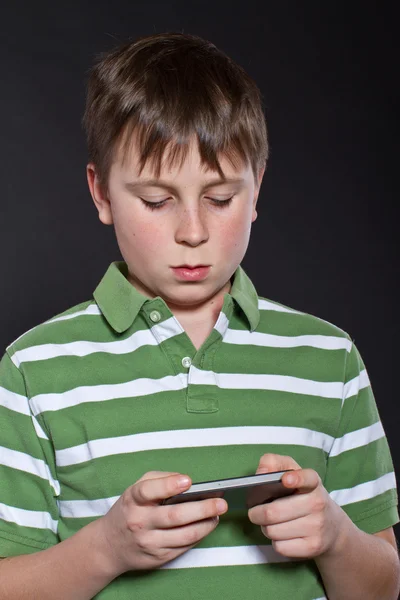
[0,520,119,600]
[315,519,400,600]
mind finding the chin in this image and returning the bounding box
[165,286,216,306]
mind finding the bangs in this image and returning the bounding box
[119,117,251,180]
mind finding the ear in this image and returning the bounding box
[86,164,114,225]
[252,165,265,223]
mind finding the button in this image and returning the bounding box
[149,310,161,323]
[182,356,192,368]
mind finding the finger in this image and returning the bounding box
[272,537,320,559]
[152,497,228,529]
[131,473,192,506]
[248,490,313,525]
[256,453,301,475]
[281,468,321,494]
[138,471,181,482]
[262,514,318,541]
[158,516,220,549]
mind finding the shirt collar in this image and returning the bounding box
[229,265,260,331]
[93,261,260,333]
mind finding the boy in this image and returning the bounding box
[0,32,399,599]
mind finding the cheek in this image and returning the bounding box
[217,212,252,251]
[115,212,166,255]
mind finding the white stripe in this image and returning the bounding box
[161,545,292,569]
[150,316,184,342]
[188,366,217,387]
[343,369,370,401]
[7,304,102,350]
[11,328,158,366]
[0,389,48,439]
[10,315,184,367]
[55,426,333,467]
[48,304,101,323]
[223,329,352,352]
[190,366,344,399]
[329,421,385,457]
[58,496,119,518]
[0,388,49,440]
[30,373,187,416]
[330,472,397,506]
[214,311,230,337]
[0,501,58,533]
[258,299,300,314]
[0,446,60,496]
[0,387,30,415]
[32,416,49,440]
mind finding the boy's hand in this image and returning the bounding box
[248,454,349,559]
[96,471,228,575]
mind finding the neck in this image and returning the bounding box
[167,283,230,350]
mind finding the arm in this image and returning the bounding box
[0,471,227,599]
[248,454,400,600]
[0,519,116,600]
[315,525,400,600]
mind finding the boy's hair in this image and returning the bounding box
[82,32,268,191]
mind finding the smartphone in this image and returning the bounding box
[162,470,295,510]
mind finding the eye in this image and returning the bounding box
[208,196,234,207]
[139,195,234,211]
[140,198,168,210]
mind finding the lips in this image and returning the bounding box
[174,265,208,269]
[171,265,211,282]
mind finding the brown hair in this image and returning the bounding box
[82,32,268,191]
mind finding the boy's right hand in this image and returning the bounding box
[95,471,228,576]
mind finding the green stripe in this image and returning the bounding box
[0,466,57,513]
[92,562,325,600]
[47,388,340,450]
[215,344,346,379]
[325,440,395,492]
[58,445,328,501]
[335,388,380,436]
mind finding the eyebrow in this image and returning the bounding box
[124,177,245,191]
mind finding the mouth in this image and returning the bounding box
[170,265,211,281]
[173,264,210,269]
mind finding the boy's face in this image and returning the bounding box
[87,134,264,310]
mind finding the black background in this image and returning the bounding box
[1,1,399,539]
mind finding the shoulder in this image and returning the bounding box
[256,295,352,343]
[6,299,102,361]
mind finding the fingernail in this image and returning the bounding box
[177,476,190,488]
[216,499,227,513]
[213,516,220,525]
[285,474,296,486]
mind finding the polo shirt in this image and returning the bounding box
[0,261,398,600]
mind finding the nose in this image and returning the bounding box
[174,205,209,247]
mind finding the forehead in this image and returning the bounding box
[112,128,250,182]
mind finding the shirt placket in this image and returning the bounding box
[143,296,233,414]
[186,296,233,414]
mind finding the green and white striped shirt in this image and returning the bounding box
[0,261,398,600]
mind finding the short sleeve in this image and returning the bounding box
[323,341,399,534]
[0,350,60,555]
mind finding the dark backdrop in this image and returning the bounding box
[1,2,399,538]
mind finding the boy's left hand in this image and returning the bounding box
[248,453,349,559]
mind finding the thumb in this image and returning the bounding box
[256,453,301,475]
